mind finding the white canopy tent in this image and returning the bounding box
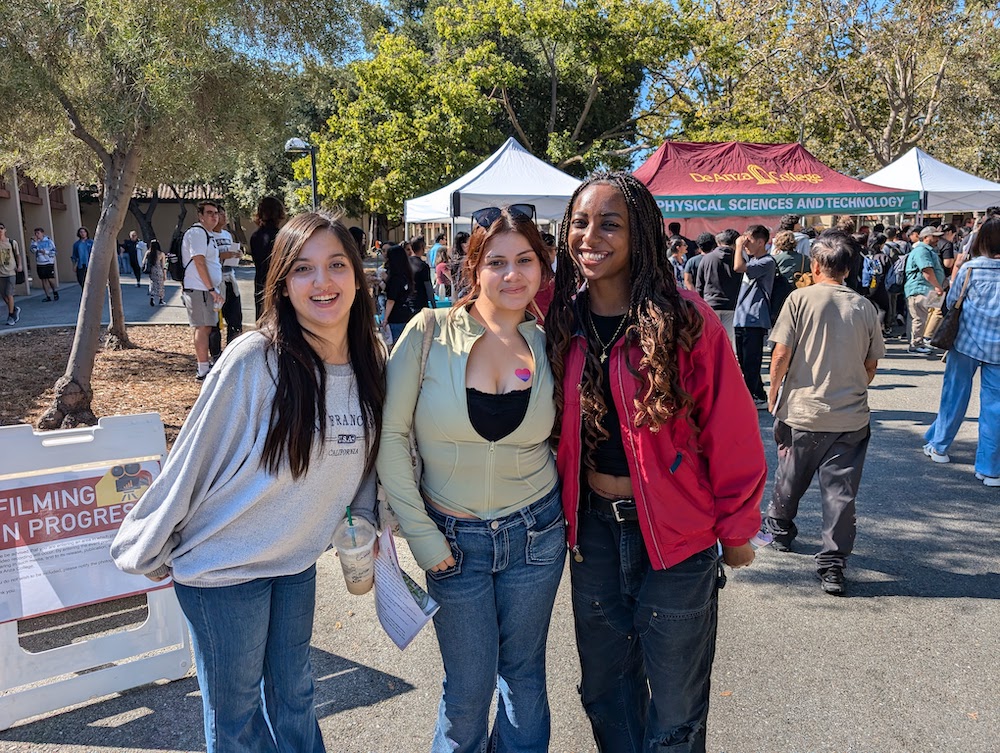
[404,137,582,226]
[863,147,1000,213]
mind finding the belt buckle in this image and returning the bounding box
[611,499,631,523]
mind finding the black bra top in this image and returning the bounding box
[467,387,530,442]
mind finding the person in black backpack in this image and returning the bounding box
[863,234,892,336]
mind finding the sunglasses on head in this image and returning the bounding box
[471,204,536,229]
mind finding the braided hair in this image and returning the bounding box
[545,172,704,463]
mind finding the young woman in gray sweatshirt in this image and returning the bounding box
[112,213,385,753]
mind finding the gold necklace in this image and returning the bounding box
[588,310,629,364]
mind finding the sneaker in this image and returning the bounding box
[12,306,19,324]
[923,443,950,464]
[977,472,1000,487]
[195,371,208,381]
[42,297,51,302]
[149,296,155,307]
[817,565,846,596]
[764,517,797,552]
[5,316,13,326]
[908,345,931,354]
[53,291,59,300]
[754,398,769,410]
[159,299,165,305]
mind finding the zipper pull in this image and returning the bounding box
[572,546,583,563]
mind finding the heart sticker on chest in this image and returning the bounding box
[515,368,531,382]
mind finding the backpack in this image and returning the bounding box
[166,226,210,283]
[861,255,885,293]
[769,268,794,325]
[885,253,909,295]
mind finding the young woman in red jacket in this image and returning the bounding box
[545,172,768,753]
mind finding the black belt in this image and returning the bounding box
[583,489,639,523]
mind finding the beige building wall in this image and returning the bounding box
[0,171,83,296]
[0,169,29,295]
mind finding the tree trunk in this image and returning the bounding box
[38,145,144,430]
[128,190,159,244]
[105,254,131,350]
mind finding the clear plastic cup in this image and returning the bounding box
[333,516,376,595]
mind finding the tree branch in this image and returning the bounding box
[571,72,600,143]
[495,86,534,153]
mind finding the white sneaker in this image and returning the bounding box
[976,472,1000,487]
[923,443,950,464]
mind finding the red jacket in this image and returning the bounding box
[556,292,767,569]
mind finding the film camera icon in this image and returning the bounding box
[110,463,153,502]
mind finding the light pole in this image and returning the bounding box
[285,137,318,211]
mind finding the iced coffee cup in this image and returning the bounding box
[333,515,376,595]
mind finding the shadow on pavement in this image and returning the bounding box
[0,647,413,750]
[748,406,1000,602]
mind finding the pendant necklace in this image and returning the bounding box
[588,309,629,364]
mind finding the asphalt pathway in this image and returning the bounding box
[0,283,997,752]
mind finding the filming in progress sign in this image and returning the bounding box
[0,460,164,623]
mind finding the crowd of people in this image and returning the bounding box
[0,175,991,752]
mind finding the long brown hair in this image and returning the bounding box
[451,208,553,313]
[545,172,703,462]
[258,212,386,479]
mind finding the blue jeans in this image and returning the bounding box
[570,505,721,753]
[925,349,1000,478]
[173,566,325,753]
[388,322,407,342]
[425,484,566,753]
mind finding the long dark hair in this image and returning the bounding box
[258,212,386,479]
[545,172,703,461]
[451,208,552,313]
[971,217,1000,258]
[385,243,414,289]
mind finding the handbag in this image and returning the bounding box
[929,269,972,351]
[377,308,436,534]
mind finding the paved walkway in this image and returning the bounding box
[1,290,997,752]
[3,267,257,332]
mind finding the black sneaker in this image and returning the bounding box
[764,517,797,552]
[53,291,59,300]
[817,566,846,596]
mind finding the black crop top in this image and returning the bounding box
[467,387,531,442]
[590,312,631,477]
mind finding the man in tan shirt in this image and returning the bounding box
[764,230,885,596]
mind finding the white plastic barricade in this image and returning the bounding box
[0,414,191,730]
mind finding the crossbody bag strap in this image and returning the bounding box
[417,307,435,384]
[953,268,973,310]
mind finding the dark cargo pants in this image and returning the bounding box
[767,419,871,569]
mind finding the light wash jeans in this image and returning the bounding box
[924,349,1000,478]
[425,485,565,753]
[173,565,325,753]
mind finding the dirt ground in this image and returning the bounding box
[0,325,201,448]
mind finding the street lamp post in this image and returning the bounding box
[284,137,318,211]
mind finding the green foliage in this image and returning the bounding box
[313,31,501,221]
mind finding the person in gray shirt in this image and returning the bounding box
[112,213,386,753]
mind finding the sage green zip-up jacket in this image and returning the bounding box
[376,306,558,570]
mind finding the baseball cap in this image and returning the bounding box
[918,226,944,238]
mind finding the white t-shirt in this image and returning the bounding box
[215,229,238,269]
[182,223,221,291]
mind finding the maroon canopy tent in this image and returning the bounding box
[633,141,919,235]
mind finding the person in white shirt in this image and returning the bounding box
[213,207,243,350]
[182,201,223,380]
